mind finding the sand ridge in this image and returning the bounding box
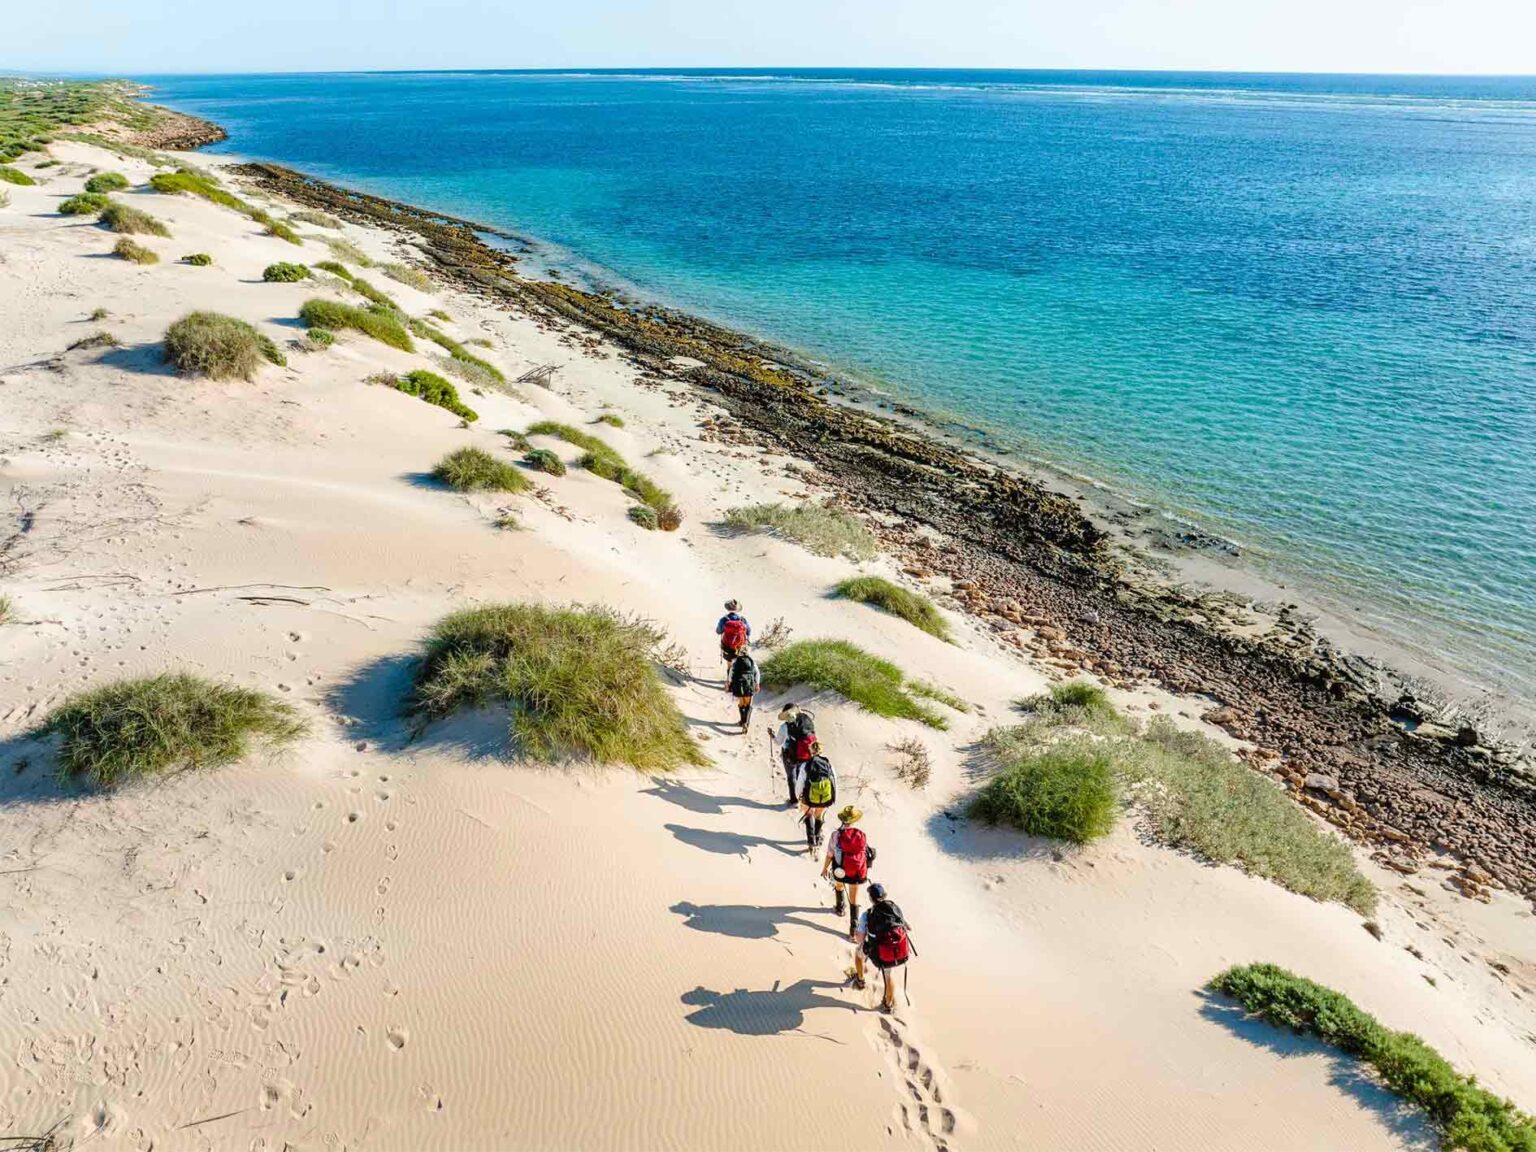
[1,141,1533,1150]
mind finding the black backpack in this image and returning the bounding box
[801,755,835,807]
[787,709,816,743]
[730,654,760,696]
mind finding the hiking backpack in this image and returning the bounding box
[731,655,760,696]
[792,734,818,763]
[787,708,816,743]
[866,902,911,967]
[720,616,749,652]
[835,826,868,883]
[801,755,835,807]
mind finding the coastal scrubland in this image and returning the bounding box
[431,446,526,493]
[724,501,877,561]
[413,603,707,771]
[832,574,951,641]
[760,638,950,729]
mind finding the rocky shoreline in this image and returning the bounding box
[228,158,1536,904]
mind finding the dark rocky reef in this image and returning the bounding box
[235,160,1536,903]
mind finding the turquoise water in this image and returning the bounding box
[141,70,1536,700]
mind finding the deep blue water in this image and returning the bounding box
[141,70,1536,701]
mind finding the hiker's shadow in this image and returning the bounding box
[643,779,782,815]
[665,823,803,859]
[681,979,855,1037]
[671,901,846,941]
[1198,993,1435,1150]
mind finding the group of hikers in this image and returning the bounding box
[715,600,913,1014]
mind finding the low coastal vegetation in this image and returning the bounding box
[595,412,625,428]
[412,603,707,772]
[298,298,414,352]
[0,164,36,186]
[974,683,1375,911]
[59,191,109,215]
[525,420,678,520]
[431,446,528,493]
[67,330,118,351]
[100,200,170,237]
[1210,963,1536,1152]
[36,672,306,789]
[723,501,877,561]
[262,261,311,282]
[408,317,506,386]
[306,328,334,347]
[181,252,213,266]
[759,639,949,729]
[290,209,343,229]
[522,448,566,476]
[388,369,478,422]
[910,679,969,713]
[164,312,286,380]
[262,217,302,245]
[83,171,128,193]
[382,261,433,291]
[2,78,148,164]
[323,236,373,266]
[832,575,952,641]
[150,168,248,213]
[112,237,158,265]
[628,505,659,530]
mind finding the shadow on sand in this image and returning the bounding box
[671,901,844,942]
[1197,991,1436,1150]
[642,778,784,815]
[681,979,854,1037]
[665,822,804,860]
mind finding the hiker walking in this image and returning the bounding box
[716,600,750,667]
[793,741,837,853]
[770,704,817,806]
[821,805,875,940]
[725,643,760,733]
[854,882,912,1014]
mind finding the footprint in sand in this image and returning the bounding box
[346,811,363,824]
[386,1027,408,1052]
[376,876,392,896]
[880,1017,960,1149]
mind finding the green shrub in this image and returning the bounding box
[910,680,969,713]
[428,308,453,322]
[629,505,659,530]
[164,311,280,380]
[265,219,302,245]
[306,327,334,347]
[413,603,707,772]
[832,575,951,641]
[349,277,399,310]
[1012,680,1133,739]
[262,261,311,283]
[290,209,342,229]
[596,412,625,428]
[314,259,350,279]
[382,261,433,291]
[100,200,170,237]
[760,639,947,729]
[149,169,249,214]
[181,252,214,266]
[526,421,675,512]
[523,448,566,476]
[970,738,1119,844]
[723,502,877,561]
[59,191,109,215]
[37,672,306,789]
[323,236,373,266]
[1127,719,1376,913]
[499,428,532,452]
[113,237,158,264]
[0,164,36,186]
[67,330,119,351]
[431,446,528,493]
[409,318,505,385]
[298,298,413,352]
[393,369,478,421]
[1210,963,1536,1152]
[83,171,128,193]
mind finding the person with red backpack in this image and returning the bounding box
[854,883,911,1014]
[715,600,750,667]
[792,743,837,853]
[821,805,876,940]
[770,705,817,806]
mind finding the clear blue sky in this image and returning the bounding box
[7,0,1534,76]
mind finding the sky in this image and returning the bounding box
[5,0,1535,76]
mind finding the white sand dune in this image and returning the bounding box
[1,141,1533,1150]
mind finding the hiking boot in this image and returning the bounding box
[848,907,858,939]
[834,890,846,916]
[851,976,867,991]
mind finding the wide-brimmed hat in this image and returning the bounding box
[724,599,740,611]
[778,704,799,720]
[838,805,862,824]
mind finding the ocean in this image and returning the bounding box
[140,69,1536,705]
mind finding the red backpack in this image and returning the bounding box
[867,902,911,967]
[836,826,868,883]
[793,734,817,763]
[721,617,748,652]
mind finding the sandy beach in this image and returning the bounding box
[2,113,1535,1151]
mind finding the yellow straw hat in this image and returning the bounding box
[837,805,862,824]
